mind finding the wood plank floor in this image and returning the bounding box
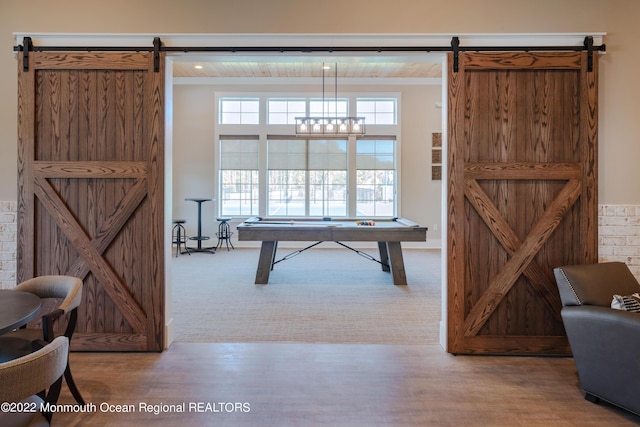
[53,343,639,426]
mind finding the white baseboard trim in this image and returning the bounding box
[439,320,447,351]
[164,317,174,350]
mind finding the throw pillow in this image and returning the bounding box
[611,292,640,312]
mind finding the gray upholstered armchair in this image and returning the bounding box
[553,262,640,416]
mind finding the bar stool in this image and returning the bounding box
[172,219,190,257]
[215,217,235,251]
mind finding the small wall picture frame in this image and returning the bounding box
[431,132,442,181]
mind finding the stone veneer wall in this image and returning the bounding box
[0,201,17,289]
[598,205,640,278]
[1,202,639,288]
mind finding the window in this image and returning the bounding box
[356,139,396,217]
[219,98,260,124]
[310,99,349,117]
[219,137,260,216]
[267,99,306,124]
[268,138,347,217]
[216,93,399,218]
[357,98,397,125]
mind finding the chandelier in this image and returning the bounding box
[295,63,365,137]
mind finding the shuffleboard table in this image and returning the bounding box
[237,217,427,285]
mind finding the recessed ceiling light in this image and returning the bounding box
[194,65,203,69]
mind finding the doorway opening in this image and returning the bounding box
[165,50,448,347]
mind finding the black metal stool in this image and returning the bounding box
[215,217,235,251]
[172,219,190,257]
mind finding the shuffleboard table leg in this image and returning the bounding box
[377,241,390,272]
[386,241,407,285]
[256,241,277,284]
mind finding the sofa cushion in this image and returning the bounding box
[611,292,640,312]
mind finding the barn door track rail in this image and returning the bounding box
[14,36,606,73]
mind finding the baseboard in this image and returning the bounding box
[164,316,174,349]
[439,320,447,351]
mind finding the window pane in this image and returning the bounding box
[376,100,395,113]
[220,138,260,215]
[356,140,375,154]
[269,101,287,113]
[309,101,323,115]
[268,170,306,216]
[242,112,259,124]
[220,170,259,216]
[356,98,397,125]
[308,140,347,170]
[268,139,306,169]
[375,113,395,125]
[357,139,395,169]
[356,139,396,217]
[221,112,240,124]
[356,170,395,217]
[289,101,306,113]
[222,100,241,112]
[287,112,300,124]
[220,98,260,124]
[309,171,347,216]
[268,99,307,124]
[375,140,394,154]
[374,155,394,169]
[357,100,376,113]
[220,139,259,169]
[310,99,348,116]
[242,100,259,113]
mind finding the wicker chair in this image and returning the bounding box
[0,336,69,426]
[0,276,84,405]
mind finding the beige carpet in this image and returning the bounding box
[171,246,441,344]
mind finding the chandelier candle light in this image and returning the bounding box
[295,62,366,137]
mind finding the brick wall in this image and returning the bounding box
[1,202,639,288]
[598,205,640,278]
[0,201,17,289]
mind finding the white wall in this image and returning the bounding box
[172,82,443,246]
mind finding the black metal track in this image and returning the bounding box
[13,36,606,73]
[13,42,606,54]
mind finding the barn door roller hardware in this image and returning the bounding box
[19,37,32,72]
[14,36,605,73]
[153,37,161,72]
[451,37,460,72]
[14,37,164,72]
[449,36,603,72]
[584,36,595,72]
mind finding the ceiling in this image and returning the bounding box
[172,56,443,79]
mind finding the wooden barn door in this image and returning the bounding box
[447,51,598,354]
[17,51,165,351]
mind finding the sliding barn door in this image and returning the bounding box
[447,52,598,354]
[17,51,165,351]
